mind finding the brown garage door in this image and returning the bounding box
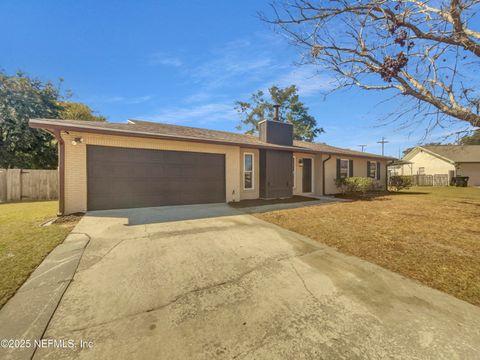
[87,145,226,210]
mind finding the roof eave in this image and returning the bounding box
[321,151,393,160]
[29,119,316,153]
[417,146,456,164]
[298,145,394,160]
[30,119,395,160]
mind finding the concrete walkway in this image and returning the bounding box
[4,204,480,359]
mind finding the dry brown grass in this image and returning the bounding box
[256,187,480,306]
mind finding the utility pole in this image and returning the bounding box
[377,137,389,156]
[358,144,367,152]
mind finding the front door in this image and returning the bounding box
[302,158,312,193]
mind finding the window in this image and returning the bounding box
[339,159,349,179]
[418,167,425,175]
[368,161,377,178]
[243,153,254,190]
[292,156,296,188]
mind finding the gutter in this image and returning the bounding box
[46,129,65,215]
[30,120,396,160]
[386,160,395,191]
[320,151,394,161]
[322,154,332,195]
[29,120,316,154]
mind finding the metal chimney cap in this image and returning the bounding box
[273,104,280,121]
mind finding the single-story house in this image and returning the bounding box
[390,145,480,186]
[30,117,393,215]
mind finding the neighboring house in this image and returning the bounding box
[30,118,393,215]
[390,145,480,186]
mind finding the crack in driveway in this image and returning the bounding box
[65,248,324,334]
[75,235,150,274]
[289,260,321,303]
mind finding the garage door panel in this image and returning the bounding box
[87,145,226,210]
[89,178,224,196]
[88,178,225,197]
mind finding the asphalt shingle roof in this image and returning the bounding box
[30,118,393,159]
[423,145,480,163]
[127,119,272,146]
[293,140,390,160]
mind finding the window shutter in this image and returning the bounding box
[349,160,354,177]
[367,161,371,177]
[336,159,341,179]
[376,162,381,180]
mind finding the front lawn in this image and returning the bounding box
[0,201,79,308]
[256,186,480,306]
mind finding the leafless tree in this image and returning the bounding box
[262,0,480,134]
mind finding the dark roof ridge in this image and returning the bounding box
[128,119,259,139]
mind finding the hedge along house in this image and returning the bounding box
[30,117,393,215]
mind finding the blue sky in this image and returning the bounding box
[0,0,468,156]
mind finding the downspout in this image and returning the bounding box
[322,154,332,195]
[386,160,394,191]
[47,129,65,216]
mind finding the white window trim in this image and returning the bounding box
[293,156,296,189]
[369,161,377,179]
[340,158,350,179]
[243,152,254,190]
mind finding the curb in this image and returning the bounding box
[0,231,90,360]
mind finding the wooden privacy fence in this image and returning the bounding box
[409,174,449,186]
[0,169,58,202]
[433,174,449,186]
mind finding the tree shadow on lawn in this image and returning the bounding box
[455,200,480,207]
[334,191,429,202]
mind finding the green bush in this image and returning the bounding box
[335,176,375,194]
[334,178,347,193]
[389,175,412,191]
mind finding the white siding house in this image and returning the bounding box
[391,145,480,186]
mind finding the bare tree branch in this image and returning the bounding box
[263,0,480,130]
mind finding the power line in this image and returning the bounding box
[377,137,389,156]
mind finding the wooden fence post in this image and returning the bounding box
[0,169,7,202]
[7,169,21,201]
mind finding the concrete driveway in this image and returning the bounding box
[34,204,479,359]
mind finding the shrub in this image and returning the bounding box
[389,175,412,192]
[334,178,347,193]
[335,176,375,194]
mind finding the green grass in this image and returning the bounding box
[0,201,78,308]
